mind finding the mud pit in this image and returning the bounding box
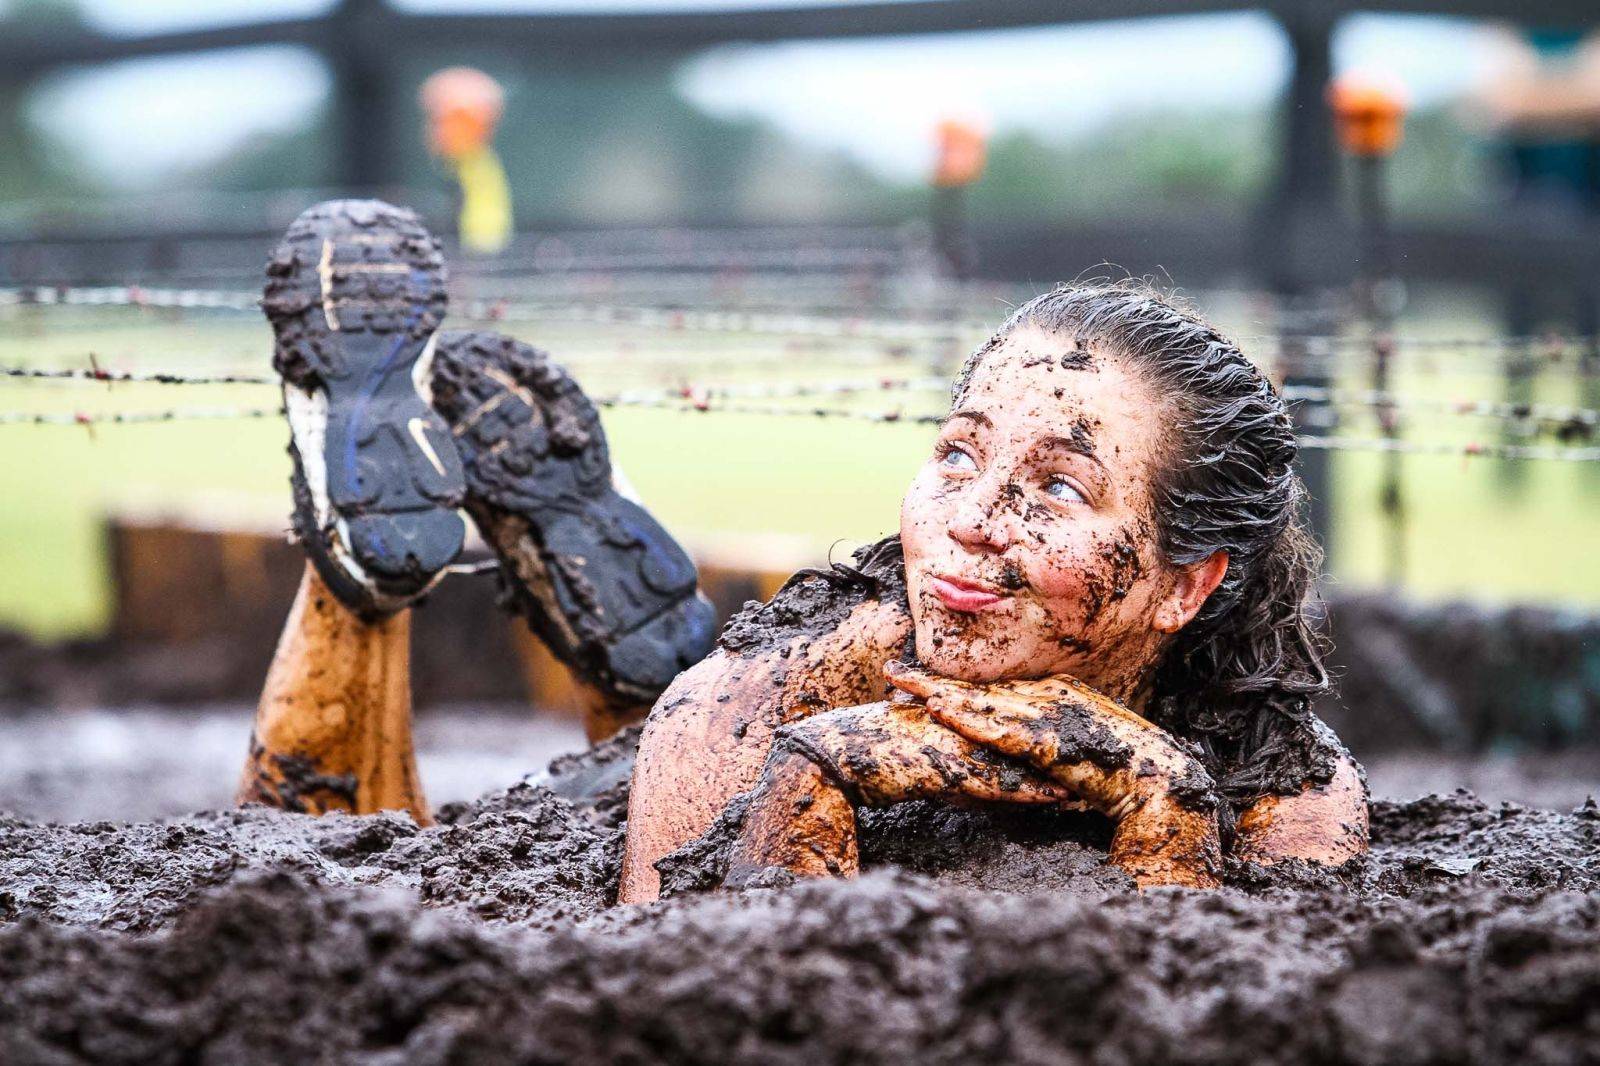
[2,727,1597,1065]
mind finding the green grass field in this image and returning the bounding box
[3,304,1597,638]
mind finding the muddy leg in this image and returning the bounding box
[237,563,429,824]
[575,686,651,744]
[726,700,1071,884]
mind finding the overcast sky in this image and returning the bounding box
[10,1,1506,188]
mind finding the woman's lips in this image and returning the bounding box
[929,574,1006,613]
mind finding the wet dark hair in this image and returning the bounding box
[953,280,1334,802]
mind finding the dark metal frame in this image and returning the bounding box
[3,0,1598,292]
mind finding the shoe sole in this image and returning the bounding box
[264,200,466,612]
[430,331,716,703]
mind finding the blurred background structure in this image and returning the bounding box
[0,1,1598,286]
[1,0,1598,818]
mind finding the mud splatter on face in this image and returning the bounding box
[1068,417,1098,458]
[1107,529,1143,602]
[900,332,1183,699]
[1059,342,1095,371]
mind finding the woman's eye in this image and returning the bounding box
[939,447,978,473]
[1044,476,1085,504]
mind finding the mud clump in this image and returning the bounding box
[0,779,620,935]
[717,536,908,656]
[2,728,1598,1064]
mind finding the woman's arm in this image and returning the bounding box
[618,594,910,902]
[1231,751,1368,866]
[883,665,1224,888]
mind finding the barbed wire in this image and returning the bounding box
[0,406,285,426]
[0,285,259,311]
[599,394,944,424]
[6,395,1600,460]
[469,245,911,274]
[8,282,1600,360]
[1294,435,1600,463]
[457,299,988,342]
[3,364,276,386]
[8,363,1597,431]
[1279,385,1600,430]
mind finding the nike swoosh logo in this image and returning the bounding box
[409,417,448,477]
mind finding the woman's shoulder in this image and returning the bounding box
[716,535,910,657]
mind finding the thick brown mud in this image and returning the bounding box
[2,731,1597,1065]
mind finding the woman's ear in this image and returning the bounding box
[1154,550,1228,633]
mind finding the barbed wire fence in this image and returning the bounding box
[5,278,1600,463]
[9,282,1600,367]
[5,362,1599,458]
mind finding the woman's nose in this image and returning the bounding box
[947,491,1017,553]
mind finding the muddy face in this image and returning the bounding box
[899,328,1197,698]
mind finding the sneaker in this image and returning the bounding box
[429,331,716,703]
[264,199,467,616]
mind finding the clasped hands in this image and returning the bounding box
[730,661,1224,889]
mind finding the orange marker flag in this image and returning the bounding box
[1329,74,1409,158]
[932,118,989,188]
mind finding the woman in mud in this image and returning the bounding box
[619,283,1369,899]
[241,202,1363,893]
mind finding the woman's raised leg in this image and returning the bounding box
[238,563,429,823]
[242,199,468,822]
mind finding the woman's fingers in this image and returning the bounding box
[885,661,1145,725]
[886,666,1222,889]
[923,691,1047,759]
[882,660,971,701]
[924,686,1158,817]
[779,700,1075,807]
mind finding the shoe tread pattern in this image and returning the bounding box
[431,331,714,700]
[265,200,464,602]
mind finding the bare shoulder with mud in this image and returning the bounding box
[620,536,914,899]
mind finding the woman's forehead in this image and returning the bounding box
[960,336,1151,429]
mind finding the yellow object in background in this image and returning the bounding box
[453,146,512,254]
[419,67,513,254]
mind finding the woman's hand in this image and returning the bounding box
[884,662,1222,888]
[723,698,1073,887]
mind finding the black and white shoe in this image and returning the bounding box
[264,199,467,616]
[430,331,717,704]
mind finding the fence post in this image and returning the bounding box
[1331,75,1408,586]
[1261,10,1340,554]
